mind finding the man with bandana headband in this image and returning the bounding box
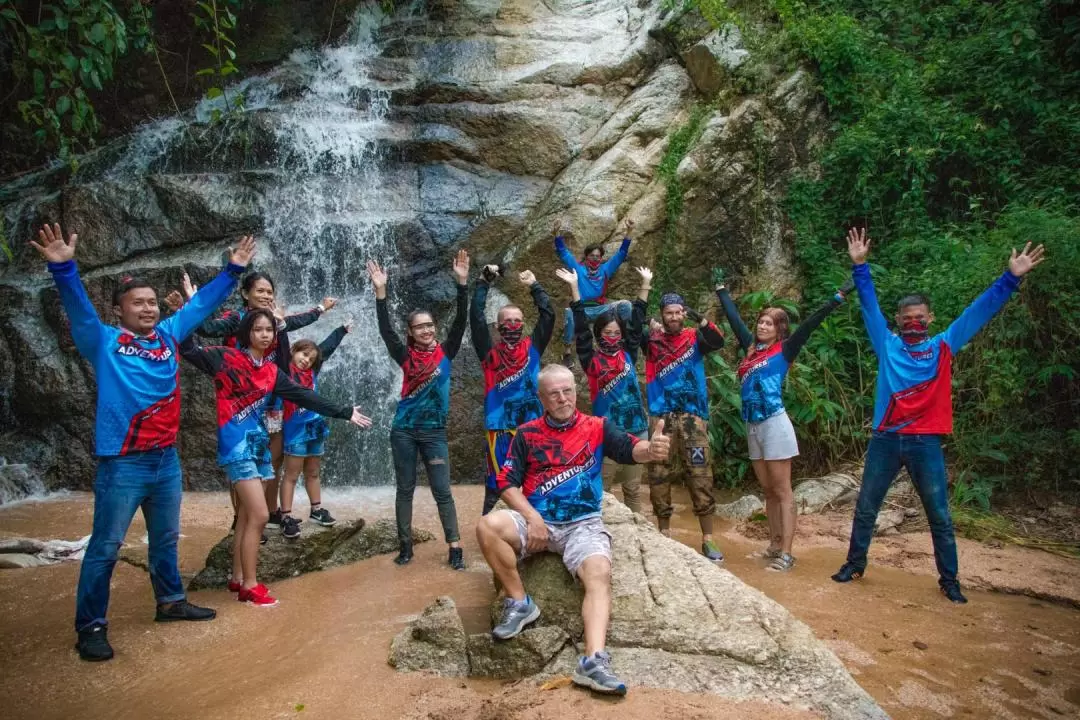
[555,264,653,513]
[641,288,727,561]
[833,227,1046,603]
[472,263,556,515]
[554,218,634,369]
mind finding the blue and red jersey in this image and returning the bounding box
[495,411,639,524]
[573,299,647,434]
[719,287,845,424]
[48,259,245,457]
[471,281,555,430]
[180,334,353,466]
[282,326,348,446]
[554,235,630,305]
[377,283,468,429]
[853,263,1021,434]
[642,321,725,420]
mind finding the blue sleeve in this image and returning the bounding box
[852,264,889,357]
[47,260,105,359]
[159,263,245,343]
[602,236,631,277]
[554,236,577,269]
[942,271,1021,353]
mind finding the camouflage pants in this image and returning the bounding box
[647,412,716,518]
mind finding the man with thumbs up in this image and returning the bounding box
[476,364,669,696]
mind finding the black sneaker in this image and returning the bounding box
[449,547,465,570]
[940,580,969,604]
[76,625,114,662]
[266,510,283,529]
[309,507,337,527]
[394,543,413,566]
[155,600,217,623]
[281,515,302,540]
[831,562,864,583]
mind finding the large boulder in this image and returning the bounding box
[187,518,434,590]
[793,471,860,514]
[389,595,470,676]
[393,495,886,720]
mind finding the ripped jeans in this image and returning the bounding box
[390,426,461,546]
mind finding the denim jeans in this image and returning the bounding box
[845,432,958,583]
[75,447,186,631]
[390,427,461,545]
[561,300,632,345]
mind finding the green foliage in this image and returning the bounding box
[689,0,1080,502]
[191,0,245,122]
[0,0,152,162]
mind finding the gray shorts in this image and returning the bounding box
[747,411,799,461]
[505,510,612,577]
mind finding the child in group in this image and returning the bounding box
[199,270,337,529]
[180,309,372,606]
[278,322,352,539]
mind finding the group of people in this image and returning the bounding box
[32,217,1045,697]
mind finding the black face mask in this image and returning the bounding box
[597,335,624,355]
[498,321,524,345]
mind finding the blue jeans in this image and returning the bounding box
[390,427,461,545]
[562,300,632,345]
[845,432,958,583]
[75,447,186,631]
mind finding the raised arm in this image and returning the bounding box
[442,249,471,359]
[160,237,254,343]
[942,242,1044,353]
[32,224,103,358]
[603,417,670,465]
[470,276,493,360]
[847,227,889,356]
[692,308,726,354]
[199,311,241,339]
[627,299,647,363]
[716,285,754,351]
[367,259,406,366]
[552,219,578,270]
[782,281,851,363]
[601,219,634,277]
[318,324,350,362]
[525,273,556,354]
[571,302,596,370]
[178,336,227,376]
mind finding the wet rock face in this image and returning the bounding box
[390,495,887,720]
[0,1,824,491]
[187,518,434,590]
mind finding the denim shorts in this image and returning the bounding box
[224,459,274,483]
[284,437,326,458]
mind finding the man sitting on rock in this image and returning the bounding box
[475,364,670,696]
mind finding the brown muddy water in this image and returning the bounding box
[0,484,1077,720]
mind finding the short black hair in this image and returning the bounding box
[112,277,156,306]
[591,307,625,341]
[582,244,605,259]
[897,293,932,312]
[235,308,276,349]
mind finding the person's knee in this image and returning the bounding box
[578,556,612,589]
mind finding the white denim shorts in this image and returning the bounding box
[505,511,611,577]
[747,411,799,461]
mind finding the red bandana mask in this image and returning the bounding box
[900,319,930,344]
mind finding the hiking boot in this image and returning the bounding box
[155,600,217,623]
[831,562,864,583]
[281,515,302,540]
[940,580,969,604]
[448,547,465,570]
[309,507,337,527]
[266,510,283,529]
[561,348,575,370]
[76,625,114,662]
[572,650,627,696]
[702,539,724,562]
[238,583,278,607]
[492,596,540,640]
[394,542,413,566]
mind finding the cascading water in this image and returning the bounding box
[113,5,417,485]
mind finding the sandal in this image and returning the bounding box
[767,553,796,572]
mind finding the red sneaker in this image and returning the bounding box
[238,583,278,607]
[227,579,243,593]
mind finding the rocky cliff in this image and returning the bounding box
[0,0,825,492]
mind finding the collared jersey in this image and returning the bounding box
[642,323,724,420]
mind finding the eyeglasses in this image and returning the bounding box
[410,322,436,331]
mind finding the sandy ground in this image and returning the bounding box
[0,484,1078,720]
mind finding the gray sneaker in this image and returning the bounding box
[572,650,627,695]
[492,596,540,640]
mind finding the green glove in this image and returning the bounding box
[712,267,726,287]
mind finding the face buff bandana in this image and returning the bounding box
[498,319,524,345]
[584,258,602,272]
[597,335,624,355]
[900,318,930,344]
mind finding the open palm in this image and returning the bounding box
[30,223,77,263]
[1008,242,1046,277]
